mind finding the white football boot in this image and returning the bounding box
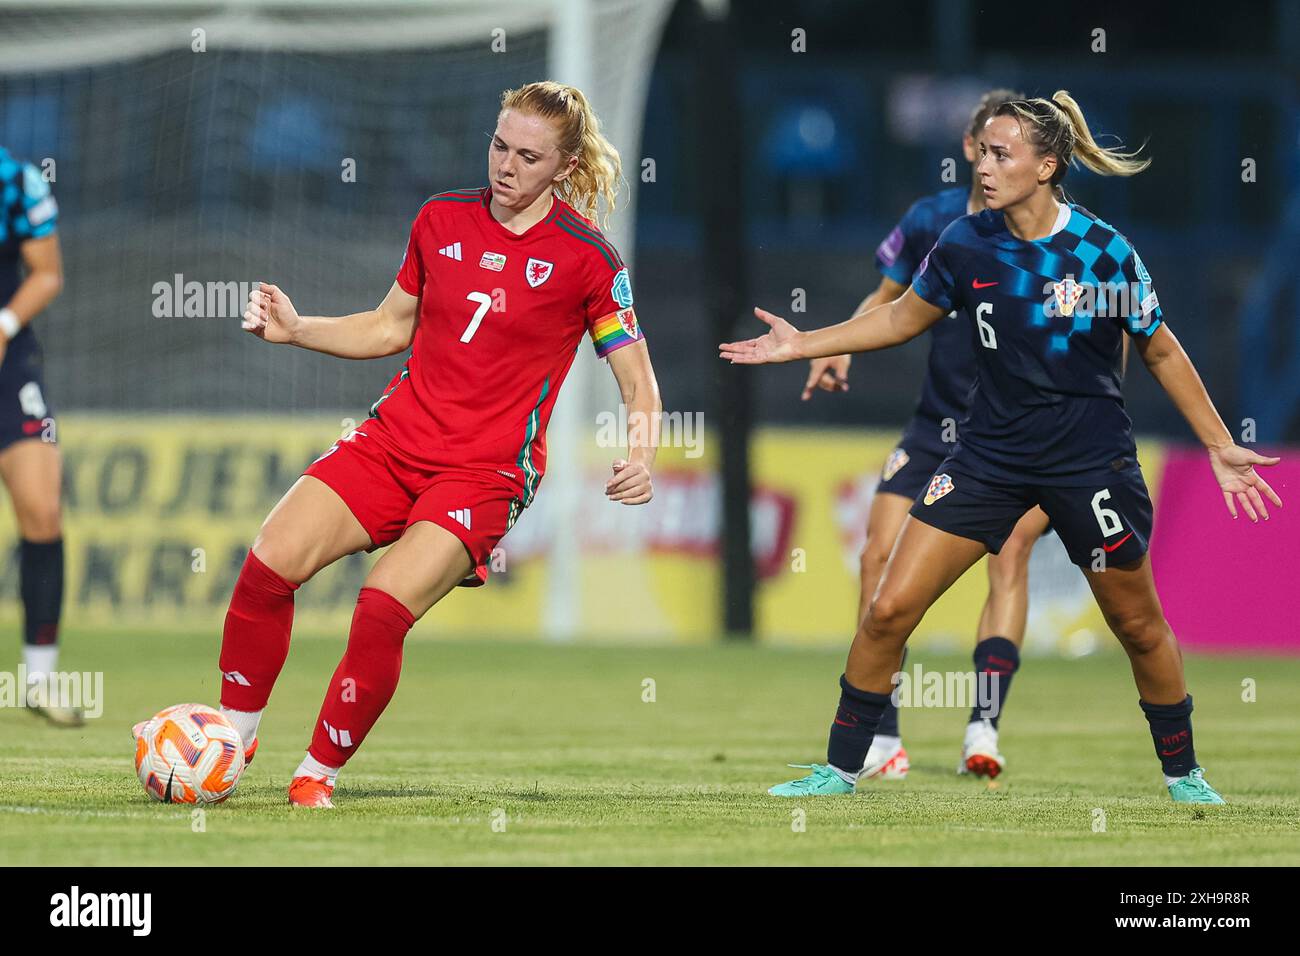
[958,718,1005,778]
[26,680,85,727]
[860,737,910,780]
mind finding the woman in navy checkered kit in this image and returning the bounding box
[722,92,1281,804]
[0,145,75,726]
[801,89,1054,783]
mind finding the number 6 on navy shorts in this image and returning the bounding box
[1037,468,1153,568]
[910,463,1153,568]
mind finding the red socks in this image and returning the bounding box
[308,587,416,768]
[218,550,299,712]
[220,556,416,771]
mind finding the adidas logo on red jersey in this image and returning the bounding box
[438,242,462,261]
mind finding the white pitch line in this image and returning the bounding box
[0,804,188,821]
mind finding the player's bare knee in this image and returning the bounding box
[857,620,904,655]
[361,567,428,620]
[987,551,1029,595]
[17,505,61,541]
[361,563,394,597]
[865,591,914,638]
[250,531,313,585]
[1110,614,1169,656]
[858,542,890,581]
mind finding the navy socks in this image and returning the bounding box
[969,636,1019,728]
[20,538,63,648]
[827,674,893,775]
[1140,694,1197,778]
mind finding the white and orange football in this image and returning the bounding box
[133,703,245,805]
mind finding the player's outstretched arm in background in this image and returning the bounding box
[603,339,660,506]
[1,234,63,360]
[721,285,947,367]
[801,275,908,400]
[1135,322,1282,521]
[242,280,418,359]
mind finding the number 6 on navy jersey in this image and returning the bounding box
[976,302,997,350]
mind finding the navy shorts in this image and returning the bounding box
[0,336,54,452]
[908,454,1152,568]
[876,423,955,502]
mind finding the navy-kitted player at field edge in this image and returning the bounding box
[0,146,76,726]
[801,89,1046,782]
[722,91,1281,804]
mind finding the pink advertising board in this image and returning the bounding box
[1150,446,1298,654]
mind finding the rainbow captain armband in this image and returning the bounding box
[590,307,642,358]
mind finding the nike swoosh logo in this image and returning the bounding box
[972,279,999,289]
[1160,745,1188,756]
[1102,531,1134,553]
[833,718,856,727]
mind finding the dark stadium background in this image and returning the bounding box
[633,0,1296,444]
[1,0,1293,444]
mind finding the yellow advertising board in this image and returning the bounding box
[0,415,1163,651]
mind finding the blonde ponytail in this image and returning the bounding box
[995,90,1149,184]
[1049,90,1150,177]
[500,81,624,228]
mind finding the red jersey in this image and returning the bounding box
[373,186,643,506]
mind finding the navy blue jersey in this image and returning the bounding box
[912,202,1162,485]
[874,187,975,447]
[0,147,58,352]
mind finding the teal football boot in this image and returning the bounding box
[767,763,855,797]
[1168,767,1225,804]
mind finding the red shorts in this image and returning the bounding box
[303,423,523,587]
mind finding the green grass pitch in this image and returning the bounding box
[2,630,1298,866]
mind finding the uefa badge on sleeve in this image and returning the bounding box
[1132,250,1152,284]
[610,267,634,308]
[1053,275,1084,317]
[877,226,904,267]
[923,473,954,506]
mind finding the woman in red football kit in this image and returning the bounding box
[216,82,661,808]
